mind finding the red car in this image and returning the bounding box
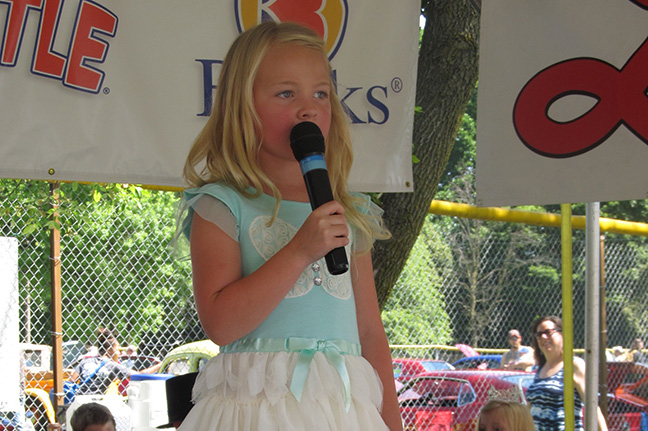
[606,362,648,431]
[394,364,643,431]
[397,369,533,431]
[607,398,643,431]
[393,358,454,382]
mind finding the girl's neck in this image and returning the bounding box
[262,177,309,202]
[259,160,310,202]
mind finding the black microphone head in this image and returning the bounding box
[290,121,325,161]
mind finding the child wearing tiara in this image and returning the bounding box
[477,399,535,431]
[477,386,534,431]
[176,21,402,431]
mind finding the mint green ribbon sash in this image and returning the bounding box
[222,337,361,411]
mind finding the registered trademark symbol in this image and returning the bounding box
[391,77,403,93]
[103,87,110,95]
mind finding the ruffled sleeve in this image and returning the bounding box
[351,193,385,254]
[191,195,238,241]
[175,184,240,249]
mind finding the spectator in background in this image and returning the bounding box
[500,329,534,371]
[47,402,116,431]
[84,342,99,359]
[630,338,646,363]
[72,328,160,396]
[526,315,608,431]
[611,345,628,361]
[121,344,139,369]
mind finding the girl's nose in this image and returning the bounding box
[297,100,317,120]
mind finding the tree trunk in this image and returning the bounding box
[373,1,480,308]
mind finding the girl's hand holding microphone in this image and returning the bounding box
[286,200,348,267]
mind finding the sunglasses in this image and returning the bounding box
[534,328,561,339]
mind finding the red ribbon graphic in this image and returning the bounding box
[513,35,648,157]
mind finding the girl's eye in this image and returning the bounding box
[315,90,329,99]
[277,90,293,98]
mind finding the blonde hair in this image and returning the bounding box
[183,21,389,249]
[477,400,535,431]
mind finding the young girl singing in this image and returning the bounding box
[176,21,402,431]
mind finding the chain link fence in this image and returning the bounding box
[2,180,648,430]
[388,211,648,431]
[388,217,644,358]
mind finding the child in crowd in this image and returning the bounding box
[176,20,401,431]
[46,402,116,431]
[70,403,116,431]
[477,399,535,431]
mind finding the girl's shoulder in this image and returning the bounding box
[184,181,263,216]
[184,181,244,202]
[178,182,249,242]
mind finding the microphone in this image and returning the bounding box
[290,121,349,275]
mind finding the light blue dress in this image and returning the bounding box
[177,182,389,431]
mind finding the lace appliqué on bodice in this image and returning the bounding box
[249,215,351,299]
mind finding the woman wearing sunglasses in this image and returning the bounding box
[526,315,608,431]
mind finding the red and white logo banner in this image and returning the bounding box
[477,0,648,206]
[0,0,418,192]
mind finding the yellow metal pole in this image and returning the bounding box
[561,203,575,431]
[429,200,648,236]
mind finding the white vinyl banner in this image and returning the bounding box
[0,0,418,192]
[476,0,648,206]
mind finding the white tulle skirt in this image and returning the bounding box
[177,351,390,431]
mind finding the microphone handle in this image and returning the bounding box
[302,168,349,275]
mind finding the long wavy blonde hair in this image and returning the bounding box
[183,21,389,250]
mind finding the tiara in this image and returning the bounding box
[487,385,525,404]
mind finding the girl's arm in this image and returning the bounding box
[191,200,349,346]
[573,357,608,431]
[352,252,403,431]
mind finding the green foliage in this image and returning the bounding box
[1,179,195,348]
[413,82,573,347]
[600,201,648,224]
[527,264,560,285]
[382,218,452,346]
[605,240,648,338]
[57,184,190,345]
